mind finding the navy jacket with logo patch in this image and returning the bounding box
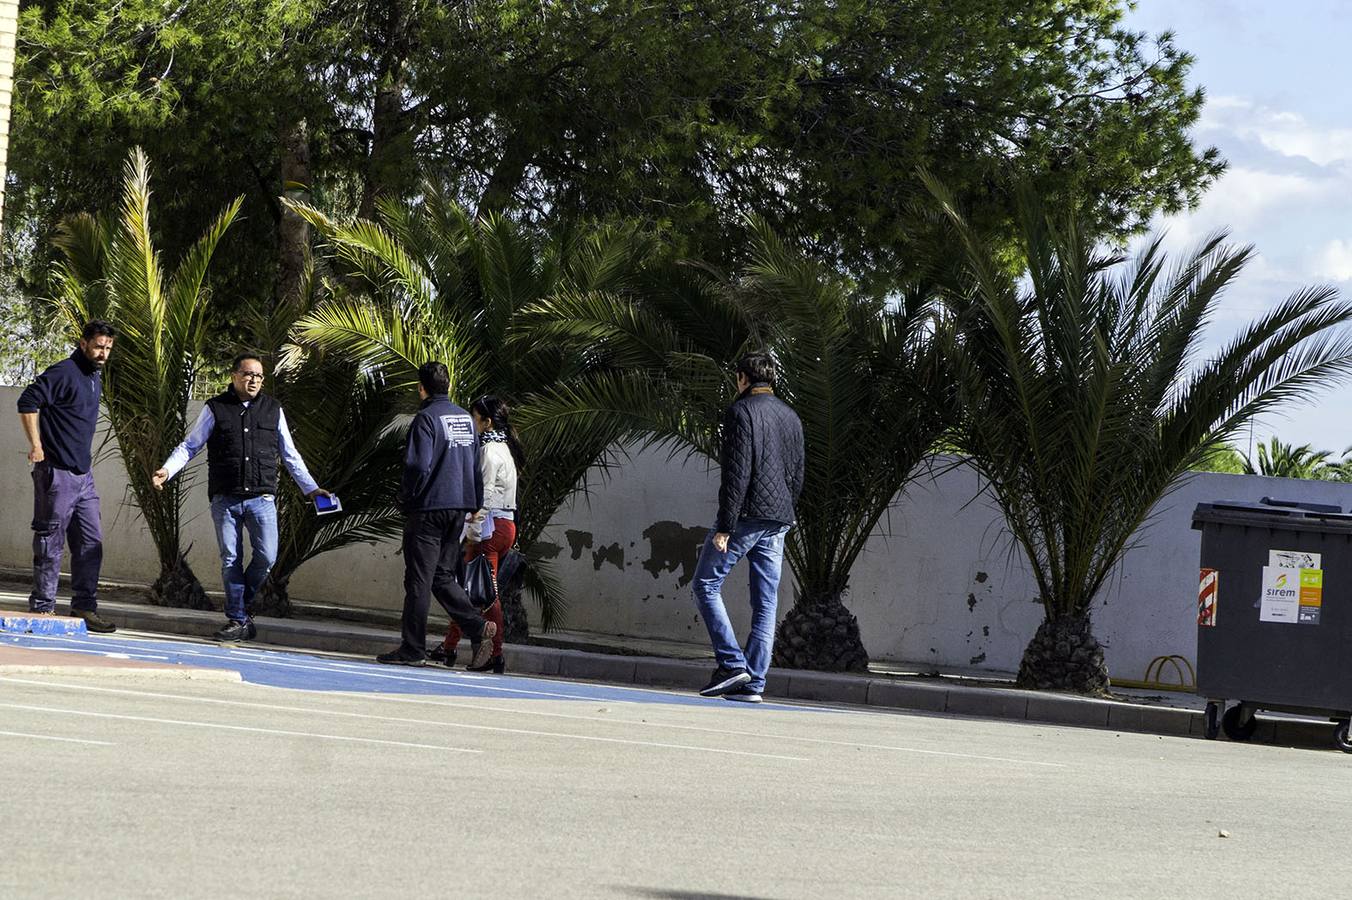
[16,350,102,473]
[401,395,483,513]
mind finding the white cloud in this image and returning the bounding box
[1315,239,1352,282]
[1199,96,1352,166]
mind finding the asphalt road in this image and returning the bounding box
[2,632,1350,899]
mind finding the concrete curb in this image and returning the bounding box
[0,594,1340,750]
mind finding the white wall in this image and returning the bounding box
[8,385,1352,679]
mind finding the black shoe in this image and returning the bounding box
[426,644,457,667]
[376,648,427,666]
[723,686,763,703]
[70,609,117,634]
[468,622,498,669]
[214,621,250,642]
[699,666,751,697]
[466,655,505,674]
[245,620,257,640]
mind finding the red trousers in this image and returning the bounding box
[443,518,515,658]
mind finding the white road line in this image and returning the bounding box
[1,642,173,663]
[0,677,1052,766]
[16,633,725,705]
[0,729,114,746]
[0,678,810,763]
[6,638,1067,768]
[352,693,1068,768]
[16,635,623,701]
[0,702,480,753]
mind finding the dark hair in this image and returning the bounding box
[735,351,776,387]
[231,353,264,373]
[472,395,527,472]
[82,320,116,341]
[418,361,450,396]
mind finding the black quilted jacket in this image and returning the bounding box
[716,385,805,532]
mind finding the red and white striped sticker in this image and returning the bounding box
[1198,568,1218,627]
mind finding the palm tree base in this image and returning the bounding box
[772,600,870,672]
[251,573,293,619]
[500,583,531,642]
[1016,614,1110,695]
[150,554,214,611]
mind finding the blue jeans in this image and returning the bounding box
[691,517,791,693]
[210,494,278,623]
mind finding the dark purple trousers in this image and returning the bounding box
[29,462,103,613]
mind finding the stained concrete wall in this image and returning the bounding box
[533,449,1352,680]
[7,385,1352,679]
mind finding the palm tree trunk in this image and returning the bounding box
[252,571,292,618]
[276,116,311,310]
[1015,612,1109,695]
[772,590,870,672]
[150,552,213,611]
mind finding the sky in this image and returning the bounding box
[1121,1,1352,456]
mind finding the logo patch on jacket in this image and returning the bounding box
[441,414,476,446]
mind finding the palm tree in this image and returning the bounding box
[284,189,662,631]
[520,220,958,671]
[928,177,1352,693]
[1242,437,1335,479]
[48,149,241,608]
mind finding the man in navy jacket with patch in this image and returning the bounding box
[378,361,496,667]
[16,320,118,633]
[692,351,804,702]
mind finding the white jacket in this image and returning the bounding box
[468,440,518,540]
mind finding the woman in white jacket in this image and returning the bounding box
[433,395,523,672]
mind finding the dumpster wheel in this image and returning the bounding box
[1203,702,1222,740]
[1222,704,1258,741]
[1335,720,1352,754]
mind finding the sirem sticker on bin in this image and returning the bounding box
[1260,566,1299,623]
[1198,568,1218,627]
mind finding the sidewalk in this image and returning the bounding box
[0,587,1337,749]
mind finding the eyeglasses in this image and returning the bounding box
[236,371,265,382]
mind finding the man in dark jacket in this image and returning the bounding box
[152,354,330,641]
[377,361,496,667]
[16,320,118,632]
[692,351,805,702]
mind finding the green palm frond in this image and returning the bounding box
[290,193,669,630]
[930,176,1352,621]
[46,149,240,577]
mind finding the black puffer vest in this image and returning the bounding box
[205,388,282,498]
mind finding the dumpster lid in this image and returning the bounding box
[1192,496,1352,530]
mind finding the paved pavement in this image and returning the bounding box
[3,628,1352,898]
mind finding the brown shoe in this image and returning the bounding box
[70,608,117,634]
[469,622,497,669]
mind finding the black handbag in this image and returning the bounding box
[463,554,498,609]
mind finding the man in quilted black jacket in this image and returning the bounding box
[693,351,804,702]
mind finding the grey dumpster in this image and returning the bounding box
[1192,497,1352,751]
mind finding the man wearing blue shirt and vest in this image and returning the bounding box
[152,354,330,642]
[16,320,118,633]
[377,361,496,668]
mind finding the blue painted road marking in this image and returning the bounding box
[0,631,816,711]
[1,614,87,636]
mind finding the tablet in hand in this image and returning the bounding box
[313,494,342,515]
